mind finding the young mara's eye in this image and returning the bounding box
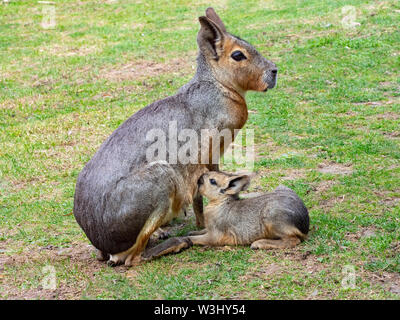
[209,178,217,186]
[231,50,247,61]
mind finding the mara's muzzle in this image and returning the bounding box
[263,68,278,91]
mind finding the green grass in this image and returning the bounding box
[1,0,399,299]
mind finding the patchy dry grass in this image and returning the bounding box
[1,0,399,299]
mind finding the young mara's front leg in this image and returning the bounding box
[141,232,213,261]
[188,233,214,246]
[250,237,301,250]
[142,237,193,261]
[187,229,208,236]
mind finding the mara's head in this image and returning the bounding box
[197,171,251,201]
[197,8,277,95]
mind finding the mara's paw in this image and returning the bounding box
[250,240,266,250]
[124,254,142,267]
[95,249,110,261]
[107,251,129,267]
[107,258,123,267]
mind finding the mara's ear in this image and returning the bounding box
[205,7,226,33]
[197,16,225,60]
[224,175,250,195]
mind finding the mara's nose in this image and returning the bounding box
[271,69,278,75]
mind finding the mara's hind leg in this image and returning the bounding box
[123,208,169,266]
[108,206,169,267]
[107,161,186,266]
[250,236,301,250]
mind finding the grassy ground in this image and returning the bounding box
[0,0,399,299]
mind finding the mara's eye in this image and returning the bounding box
[231,50,247,61]
[209,178,217,186]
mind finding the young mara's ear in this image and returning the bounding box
[205,7,226,33]
[224,175,250,195]
[197,16,225,60]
